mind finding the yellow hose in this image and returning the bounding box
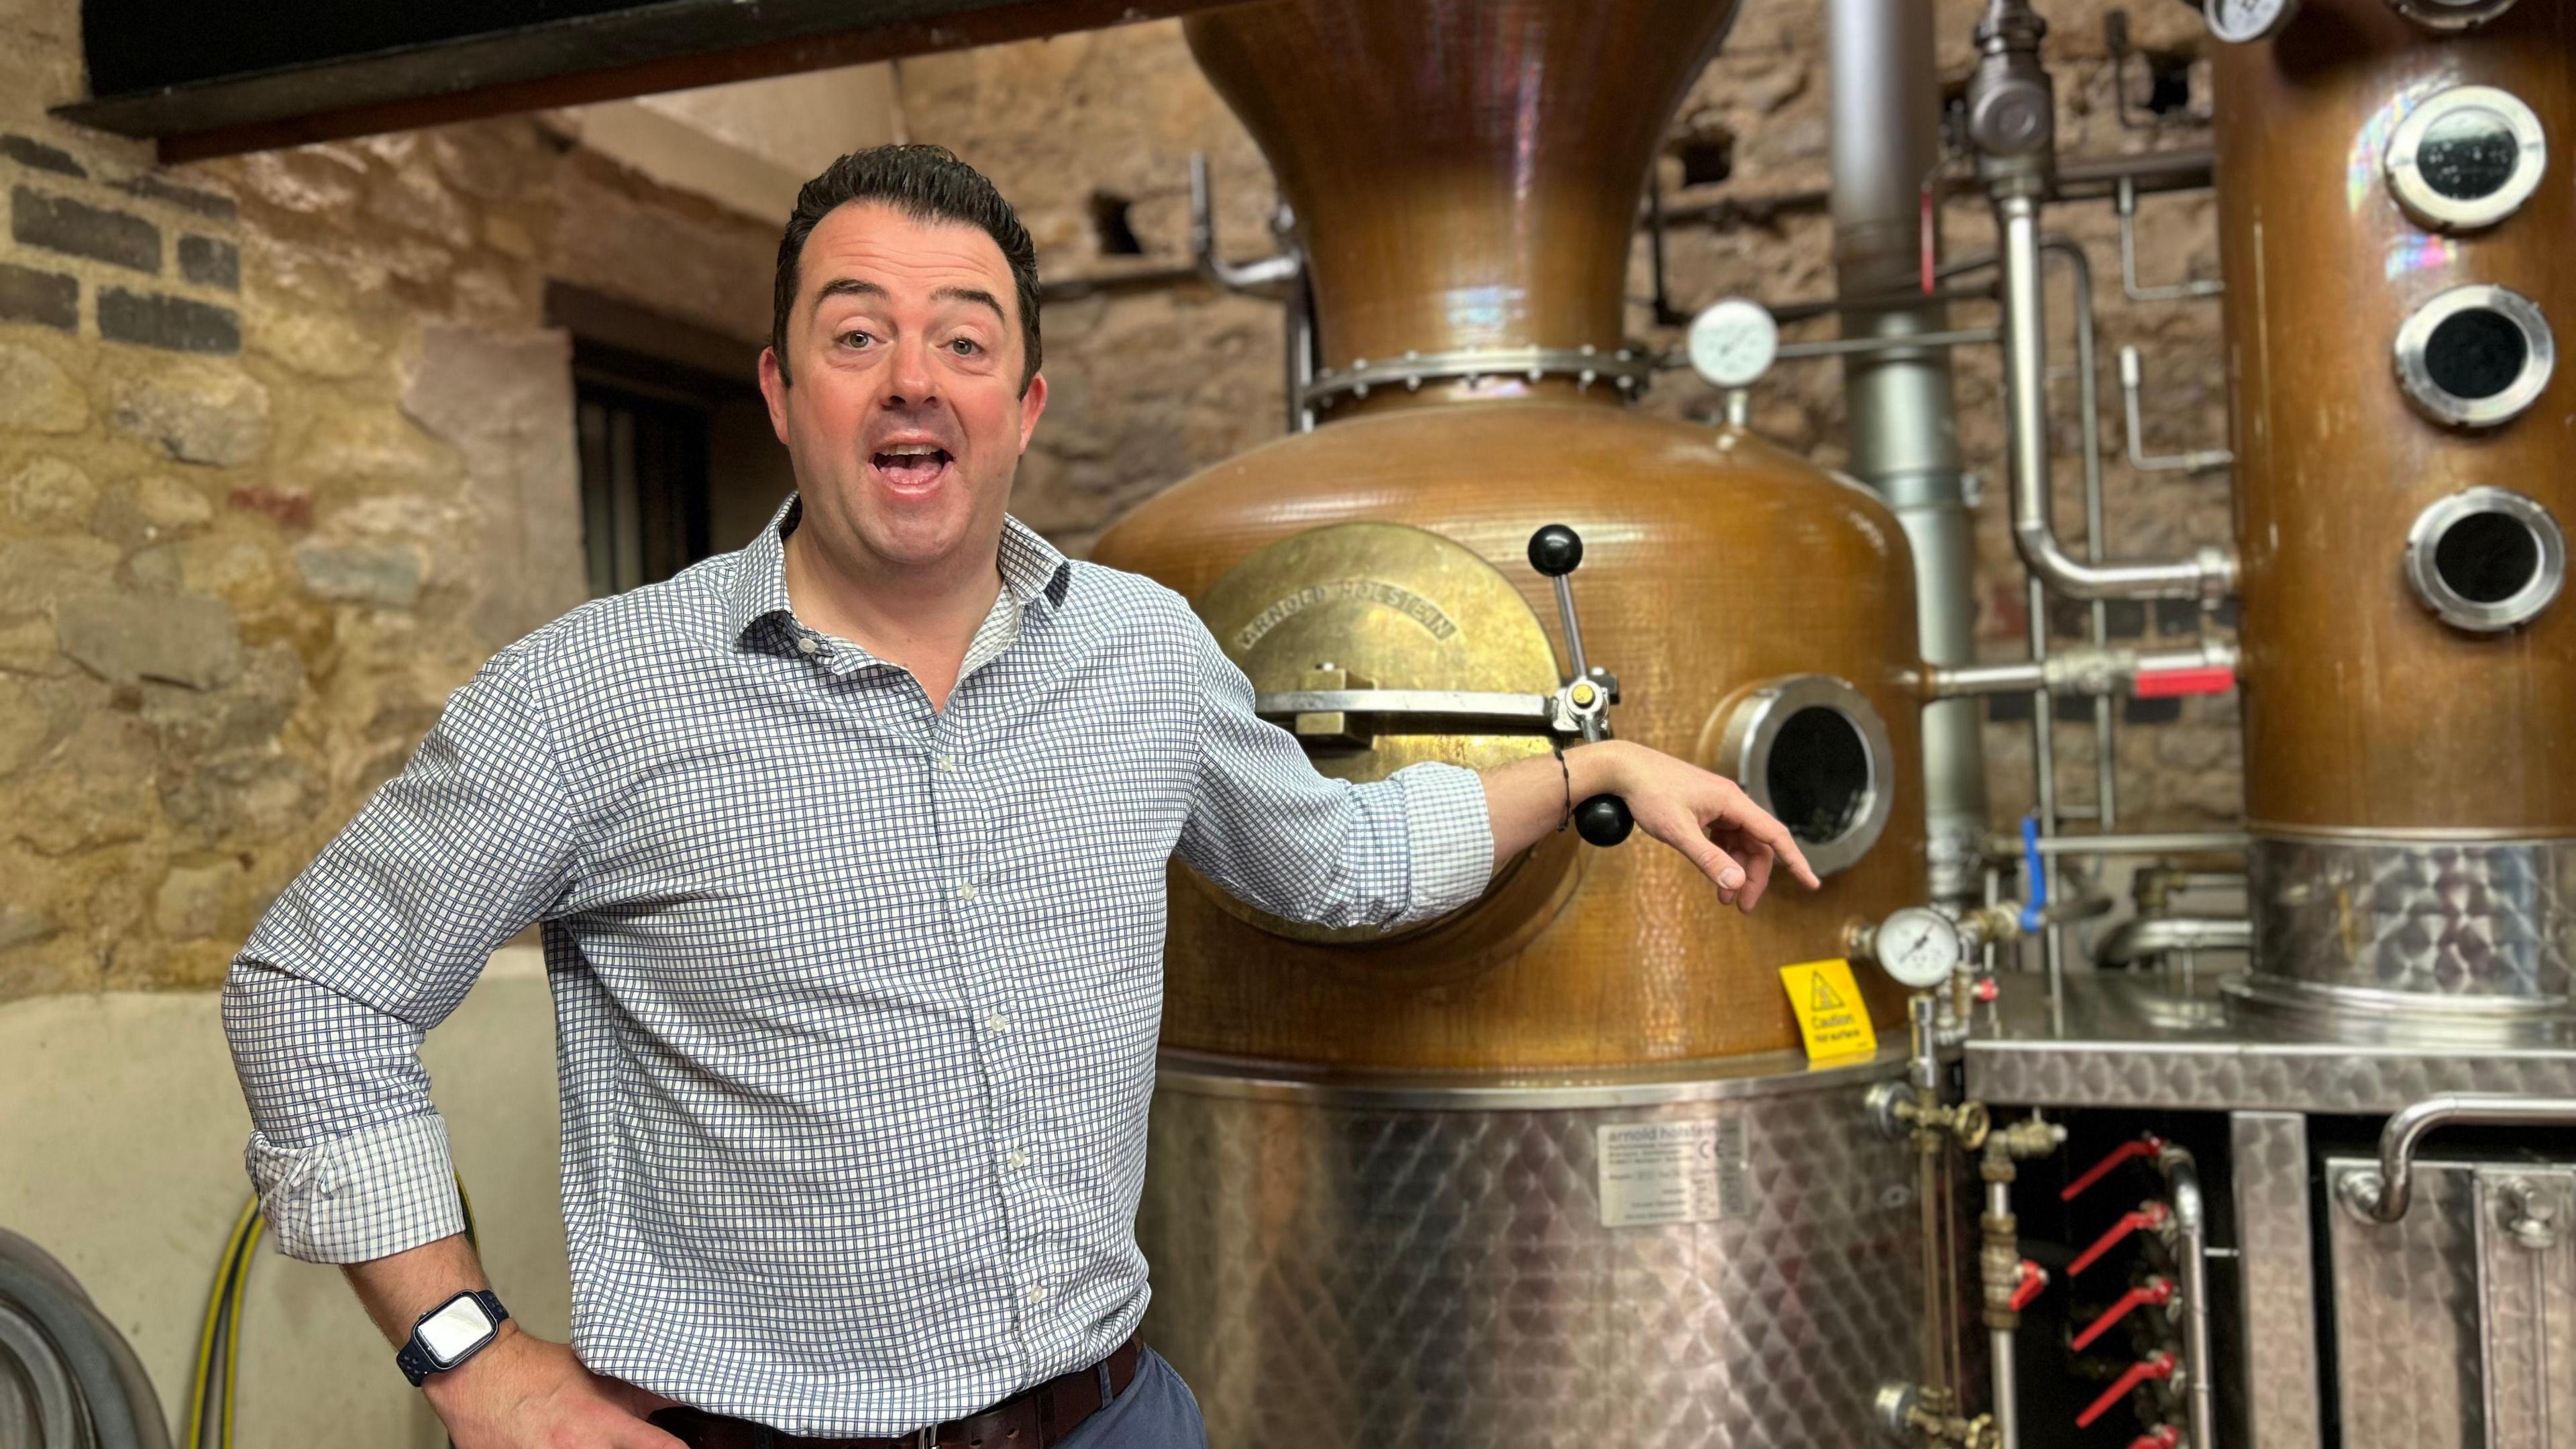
[186,1199,260,1449]
[192,1173,478,1449]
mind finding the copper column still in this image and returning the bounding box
[1091,1,1938,1444]
[2212,0,2575,1038]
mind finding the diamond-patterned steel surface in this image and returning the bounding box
[1966,973,2576,1112]
[2251,836,2575,1006]
[1138,1061,1923,1448]
[2473,1168,2575,1449]
[2229,1112,2321,1449]
[2328,1155,2488,1449]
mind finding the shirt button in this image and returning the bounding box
[935,753,957,771]
[957,881,979,902]
[1007,1149,1028,1170]
[1026,1285,1048,1305]
[795,636,821,656]
[985,1012,1011,1034]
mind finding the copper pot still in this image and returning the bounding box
[1091,0,1929,1072]
[1096,3,1937,1444]
[2212,0,2576,1035]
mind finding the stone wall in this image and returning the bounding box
[898,0,2243,835]
[2,0,2242,1003]
[0,0,782,998]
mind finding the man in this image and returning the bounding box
[223,145,1816,1449]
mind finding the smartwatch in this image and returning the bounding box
[396,1289,511,1387]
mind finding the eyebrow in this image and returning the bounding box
[809,277,1006,328]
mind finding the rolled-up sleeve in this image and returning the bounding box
[1177,617,1494,930]
[221,646,580,1263]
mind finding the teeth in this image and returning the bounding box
[881,443,943,458]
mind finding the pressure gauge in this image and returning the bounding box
[1873,906,1964,989]
[2204,0,2296,42]
[1687,298,1779,390]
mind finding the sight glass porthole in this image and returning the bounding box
[2385,86,2545,231]
[2394,284,2554,427]
[1714,674,1894,878]
[2404,488,2565,633]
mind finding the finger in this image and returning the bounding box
[1723,796,1818,890]
[1735,838,1777,912]
[1682,833,1747,895]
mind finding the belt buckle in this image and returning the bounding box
[910,1428,938,1449]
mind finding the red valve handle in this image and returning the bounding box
[2134,665,2237,700]
[2061,1134,2168,1203]
[2127,1426,2181,1449]
[2078,1351,2178,1430]
[2072,1275,2176,1352]
[2069,1201,2173,1278]
[2008,1258,2049,1312]
[1974,977,2000,1002]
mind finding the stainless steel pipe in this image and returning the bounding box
[2343,1094,2576,1224]
[1995,193,2235,602]
[2163,1150,2217,1449]
[1829,0,1988,904]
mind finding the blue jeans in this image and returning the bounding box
[1058,1346,1208,1449]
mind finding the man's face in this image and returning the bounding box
[759,201,1046,574]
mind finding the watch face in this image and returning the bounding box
[417,1296,495,1366]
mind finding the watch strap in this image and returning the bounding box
[396,1289,509,1387]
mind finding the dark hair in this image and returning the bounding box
[771,144,1042,393]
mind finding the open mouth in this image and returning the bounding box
[869,443,954,491]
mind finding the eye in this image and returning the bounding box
[839,329,876,350]
[948,337,981,357]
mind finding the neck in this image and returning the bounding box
[781,512,1006,684]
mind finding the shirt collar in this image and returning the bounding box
[720,494,1074,647]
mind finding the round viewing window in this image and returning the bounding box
[2404,488,2565,633]
[1713,675,1894,878]
[2385,86,2545,231]
[2394,284,2555,427]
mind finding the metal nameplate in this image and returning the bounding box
[1596,1116,1749,1228]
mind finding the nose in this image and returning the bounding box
[881,333,939,411]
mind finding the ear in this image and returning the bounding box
[1016,370,1049,454]
[757,346,792,447]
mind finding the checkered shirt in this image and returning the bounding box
[220,496,1495,1436]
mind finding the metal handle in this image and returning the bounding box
[2071,1275,2174,1353]
[1526,525,1632,847]
[2060,1134,2165,1203]
[2339,1094,2576,1224]
[2078,1351,2178,1431]
[2069,1200,2171,1277]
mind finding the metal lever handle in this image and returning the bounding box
[2007,1258,2050,1313]
[2071,1275,2175,1352]
[2061,1134,2167,1203]
[2069,1201,2172,1278]
[2078,1350,2178,1430]
[1527,525,1631,847]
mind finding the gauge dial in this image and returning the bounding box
[1686,298,1779,390]
[2205,0,2296,42]
[1874,906,1964,989]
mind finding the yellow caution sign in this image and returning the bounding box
[1778,959,1878,1063]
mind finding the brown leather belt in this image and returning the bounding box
[648,1336,1142,1449]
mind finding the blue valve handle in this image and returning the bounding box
[2019,814,2047,931]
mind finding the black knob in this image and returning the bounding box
[1526,524,1584,578]
[1575,793,1633,847]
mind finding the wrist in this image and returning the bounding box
[1564,739,1636,802]
[421,1318,520,1405]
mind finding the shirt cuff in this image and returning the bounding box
[1389,761,1496,927]
[246,1112,467,1264]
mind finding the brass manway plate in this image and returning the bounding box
[1189,521,1580,959]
